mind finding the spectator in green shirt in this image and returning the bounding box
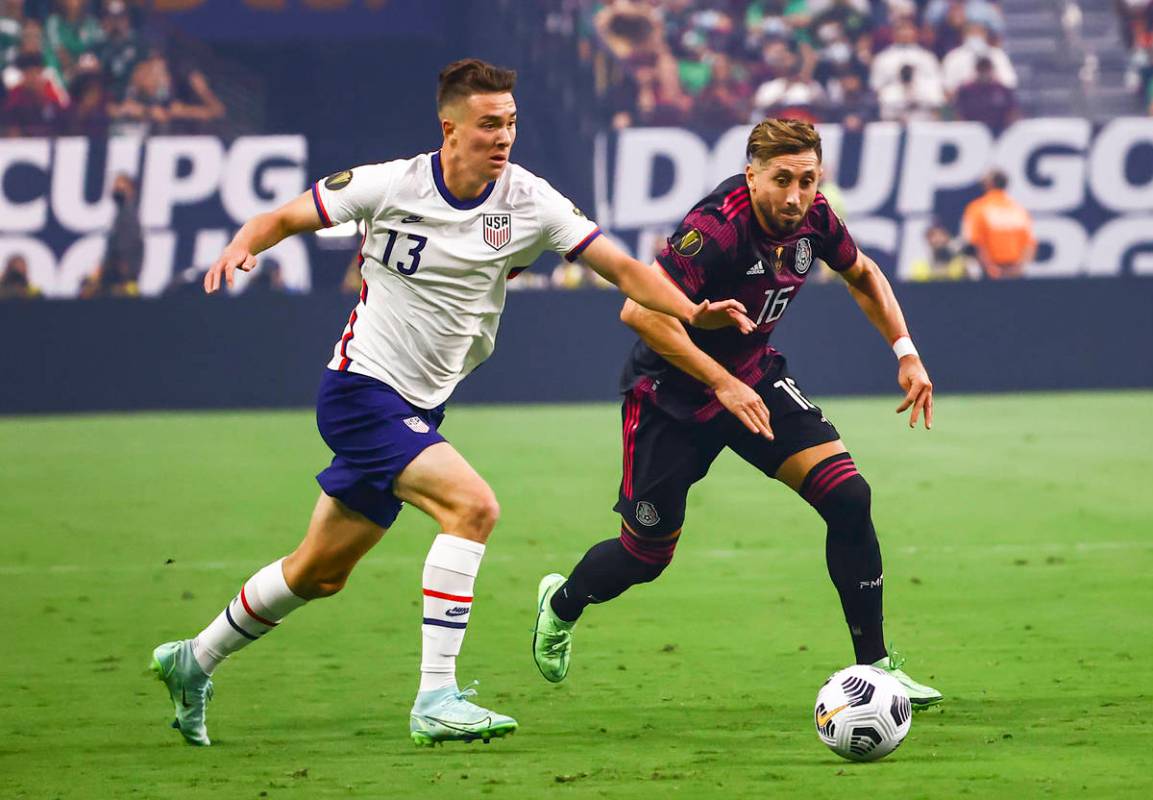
[45,0,104,81]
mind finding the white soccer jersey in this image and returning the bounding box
[311,152,601,408]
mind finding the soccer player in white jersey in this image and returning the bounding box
[150,59,754,747]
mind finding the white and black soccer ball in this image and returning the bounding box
[814,665,912,762]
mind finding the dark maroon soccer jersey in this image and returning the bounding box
[621,176,859,422]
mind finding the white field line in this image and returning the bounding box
[0,540,1149,576]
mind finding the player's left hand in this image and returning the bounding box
[896,356,933,430]
[688,299,756,334]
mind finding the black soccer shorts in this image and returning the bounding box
[613,358,841,538]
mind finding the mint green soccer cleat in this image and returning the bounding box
[532,573,575,683]
[409,683,518,746]
[873,649,943,709]
[150,640,214,746]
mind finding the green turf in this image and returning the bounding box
[1,391,1151,799]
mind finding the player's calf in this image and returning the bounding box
[549,524,678,623]
[800,453,886,665]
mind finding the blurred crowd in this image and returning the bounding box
[1,0,224,137]
[1119,0,1153,113]
[581,0,1019,131]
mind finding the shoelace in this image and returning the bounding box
[450,681,481,707]
[543,628,572,656]
[886,646,907,672]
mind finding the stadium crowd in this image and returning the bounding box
[582,0,1019,131]
[1119,0,1153,112]
[1,0,224,137]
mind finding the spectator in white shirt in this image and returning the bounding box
[879,63,945,122]
[751,47,827,122]
[870,16,943,94]
[942,22,1017,96]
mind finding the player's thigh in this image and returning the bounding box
[393,441,499,541]
[283,492,385,596]
[315,368,448,531]
[615,391,721,538]
[726,361,842,485]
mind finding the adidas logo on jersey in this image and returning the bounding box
[746,261,765,276]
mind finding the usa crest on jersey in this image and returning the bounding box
[483,214,511,251]
[403,416,430,434]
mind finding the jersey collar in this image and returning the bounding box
[432,151,496,210]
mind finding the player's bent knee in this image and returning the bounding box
[800,453,874,539]
[449,490,501,540]
[283,551,358,599]
[618,523,680,582]
[288,566,352,599]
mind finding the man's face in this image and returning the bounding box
[22,65,46,90]
[442,92,517,182]
[894,20,917,45]
[746,150,821,234]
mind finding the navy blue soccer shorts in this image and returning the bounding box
[315,368,446,528]
[614,357,841,538]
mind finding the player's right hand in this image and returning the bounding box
[715,377,773,439]
[688,299,756,334]
[204,246,258,294]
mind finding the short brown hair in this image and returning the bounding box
[437,59,517,112]
[746,118,822,165]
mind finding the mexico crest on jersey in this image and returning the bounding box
[794,238,812,275]
[635,501,660,527]
[483,214,512,251]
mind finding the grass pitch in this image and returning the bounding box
[1,391,1151,799]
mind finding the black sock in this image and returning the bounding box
[801,453,888,664]
[550,531,674,622]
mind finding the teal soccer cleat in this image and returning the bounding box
[150,640,214,746]
[532,573,575,683]
[873,649,943,709]
[409,683,518,746]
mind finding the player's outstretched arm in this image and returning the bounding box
[204,192,325,293]
[620,295,773,439]
[578,236,755,333]
[839,251,933,430]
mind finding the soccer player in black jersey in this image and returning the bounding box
[532,118,942,708]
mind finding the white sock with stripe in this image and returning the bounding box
[190,558,308,675]
[419,534,485,693]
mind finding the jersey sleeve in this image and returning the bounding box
[533,179,601,262]
[311,163,395,227]
[654,209,739,302]
[815,203,859,272]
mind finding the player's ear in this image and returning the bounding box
[441,115,454,141]
[745,163,756,192]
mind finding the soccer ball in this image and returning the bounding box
[814,665,912,762]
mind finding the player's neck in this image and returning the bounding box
[438,148,492,201]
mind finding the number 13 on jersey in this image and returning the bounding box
[381,229,428,276]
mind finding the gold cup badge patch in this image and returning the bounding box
[324,170,353,190]
[674,228,704,257]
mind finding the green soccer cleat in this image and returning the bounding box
[150,640,214,746]
[532,573,575,683]
[409,683,518,746]
[873,649,943,709]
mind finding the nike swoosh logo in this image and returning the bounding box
[424,715,492,732]
[445,607,470,617]
[817,703,848,727]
